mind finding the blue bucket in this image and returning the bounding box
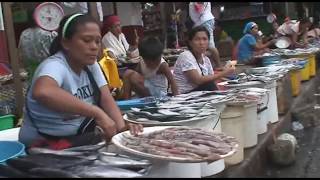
[0,141,26,165]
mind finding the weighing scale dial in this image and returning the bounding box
[33,2,64,31]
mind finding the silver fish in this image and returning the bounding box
[63,141,106,152]
[66,164,144,178]
[97,152,151,168]
[27,147,85,156]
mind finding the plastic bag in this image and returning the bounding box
[98,49,123,89]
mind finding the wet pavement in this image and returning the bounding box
[260,117,320,178]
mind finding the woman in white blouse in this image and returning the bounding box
[173,26,235,94]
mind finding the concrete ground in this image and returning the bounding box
[261,124,320,178]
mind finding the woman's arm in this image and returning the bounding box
[99,82,143,135]
[158,63,179,95]
[32,76,118,140]
[255,39,275,50]
[99,85,125,132]
[184,67,234,86]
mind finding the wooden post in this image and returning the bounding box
[88,2,99,22]
[113,2,117,15]
[159,2,167,49]
[2,2,24,117]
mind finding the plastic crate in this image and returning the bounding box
[0,114,15,131]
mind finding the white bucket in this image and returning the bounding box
[266,81,279,123]
[257,92,268,134]
[227,102,258,148]
[220,106,244,165]
[243,102,258,148]
[146,161,202,178]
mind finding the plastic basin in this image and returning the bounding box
[0,141,25,164]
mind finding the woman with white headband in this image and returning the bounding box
[19,13,143,150]
[236,21,276,65]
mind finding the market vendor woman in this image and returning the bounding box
[19,13,142,149]
[173,26,235,94]
[237,22,275,65]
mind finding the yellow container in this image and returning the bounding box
[290,69,301,97]
[309,54,316,77]
[300,59,310,81]
[293,54,310,81]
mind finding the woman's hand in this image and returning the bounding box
[92,105,118,142]
[125,123,143,136]
[223,65,236,76]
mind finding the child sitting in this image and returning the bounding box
[122,37,179,99]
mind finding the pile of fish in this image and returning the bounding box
[124,91,233,124]
[0,142,151,178]
[120,127,238,162]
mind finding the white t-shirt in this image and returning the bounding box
[102,31,130,58]
[173,50,214,94]
[140,58,168,97]
[19,51,107,146]
[189,2,214,27]
[277,20,300,36]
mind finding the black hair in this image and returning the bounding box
[187,26,210,51]
[49,13,100,55]
[299,18,311,24]
[138,36,164,61]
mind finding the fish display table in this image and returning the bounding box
[111,126,238,178]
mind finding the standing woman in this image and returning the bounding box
[173,26,235,94]
[19,13,142,149]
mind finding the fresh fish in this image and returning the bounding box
[7,154,91,170]
[28,147,86,156]
[158,109,181,116]
[65,164,144,178]
[28,167,80,178]
[0,164,35,178]
[97,152,151,168]
[63,141,106,152]
[6,157,42,172]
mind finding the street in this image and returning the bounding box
[261,120,320,178]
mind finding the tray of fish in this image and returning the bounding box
[2,145,152,178]
[123,113,210,126]
[112,126,238,163]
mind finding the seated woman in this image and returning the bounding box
[173,26,235,94]
[121,36,179,99]
[18,13,142,150]
[277,18,312,48]
[101,15,139,60]
[237,22,275,65]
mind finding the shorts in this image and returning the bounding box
[202,19,215,48]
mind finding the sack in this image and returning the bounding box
[98,49,123,89]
